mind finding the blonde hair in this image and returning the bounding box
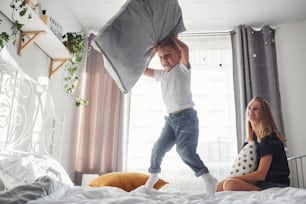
[246,97,286,143]
[156,37,181,55]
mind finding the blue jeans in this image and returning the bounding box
[148,108,209,177]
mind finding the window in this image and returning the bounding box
[126,34,237,191]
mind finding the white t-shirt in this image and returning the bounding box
[154,63,194,113]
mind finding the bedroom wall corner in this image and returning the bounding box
[275,19,306,157]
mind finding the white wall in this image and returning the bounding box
[39,0,86,181]
[276,20,306,157]
[0,1,84,181]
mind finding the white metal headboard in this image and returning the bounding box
[0,63,64,161]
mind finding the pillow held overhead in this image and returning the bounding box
[93,0,186,93]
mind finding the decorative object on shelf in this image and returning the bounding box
[62,32,88,107]
[41,10,63,40]
[49,16,63,40]
[41,9,48,24]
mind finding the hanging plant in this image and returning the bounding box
[0,20,10,49]
[0,0,31,50]
[62,32,88,107]
[9,0,32,45]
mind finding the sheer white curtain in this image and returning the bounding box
[125,34,237,191]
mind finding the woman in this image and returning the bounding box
[217,97,289,191]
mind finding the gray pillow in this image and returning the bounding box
[93,0,186,93]
[0,176,66,204]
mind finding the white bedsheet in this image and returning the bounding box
[28,185,306,204]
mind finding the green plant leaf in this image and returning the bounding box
[62,31,87,107]
[19,7,27,16]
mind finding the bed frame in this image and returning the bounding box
[288,155,306,189]
[0,62,64,161]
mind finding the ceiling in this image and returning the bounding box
[61,0,306,33]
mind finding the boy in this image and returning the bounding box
[143,36,217,195]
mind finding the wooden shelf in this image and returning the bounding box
[0,0,71,78]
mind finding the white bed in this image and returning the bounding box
[1,180,306,204]
[1,59,306,204]
[33,185,306,204]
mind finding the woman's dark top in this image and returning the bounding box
[254,132,290,186]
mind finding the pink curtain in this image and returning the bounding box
[74,35,125,185]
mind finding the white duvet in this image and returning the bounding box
[28,185,306,204]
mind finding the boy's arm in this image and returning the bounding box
[172,35,190,69]
[144,68,154,77]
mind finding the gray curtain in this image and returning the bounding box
[231,25,284,150]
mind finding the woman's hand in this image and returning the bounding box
[216,179,225,192]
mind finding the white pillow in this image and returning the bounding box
[0,155,73,189]
[229,141,257,177]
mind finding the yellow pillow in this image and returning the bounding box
[89,172,168,192]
